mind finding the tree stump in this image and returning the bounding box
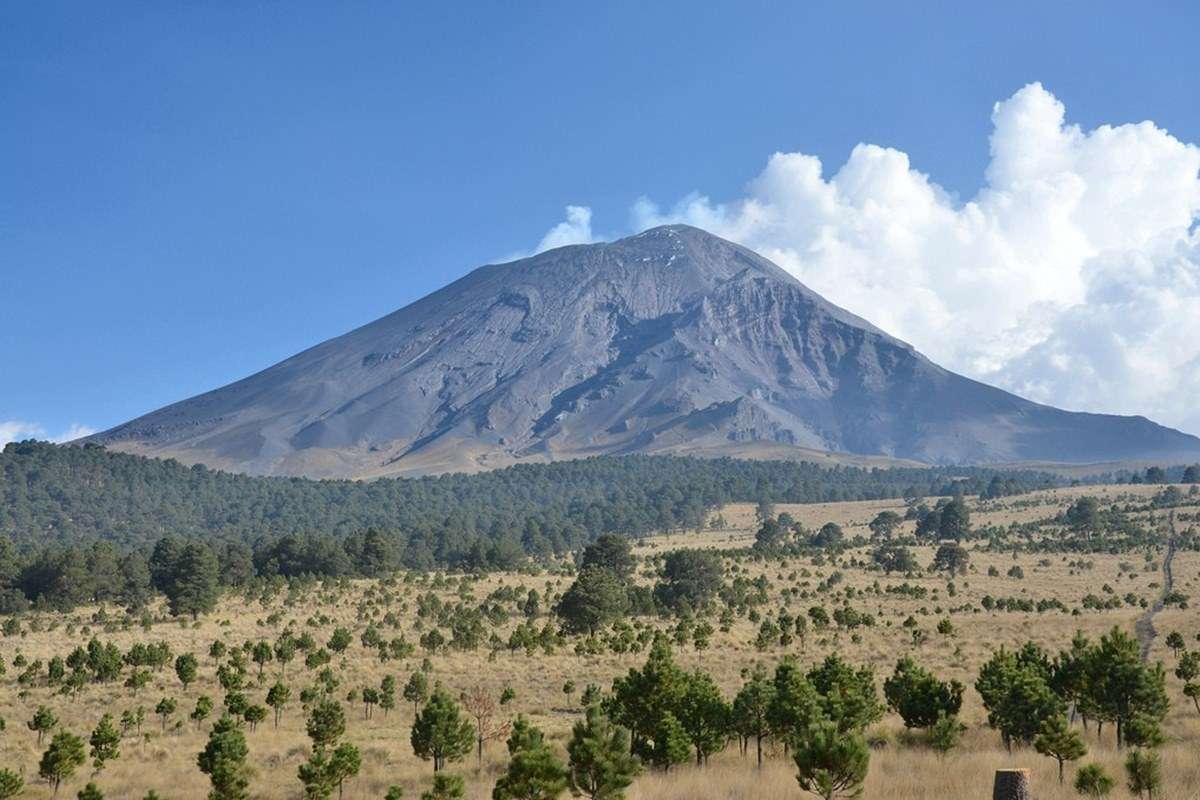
[993,768,1032,800]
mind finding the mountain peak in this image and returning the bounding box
[90,226,1200,477]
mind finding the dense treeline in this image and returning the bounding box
[0,440,1065,612]
[2,440,1061,552]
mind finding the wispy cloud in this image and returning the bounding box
[0,420,97,447]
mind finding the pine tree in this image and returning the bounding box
[605,637,686,759]
[1034,714,1087,783]
[566,705,642,800]
[243,705,267,732]
[883,657,964,730]
[167,543,220,619]
[77,783,104,800]
[328,743,361,800]
[306,699,347,750]
[0,768,22,800]
[298,748,336,800]
[39,730,87,796]
[420,773,464,800]
[197,715,250,800]
[648,713,690,772]
[156,697,178,731]
[1074,763,1115,799]
[410,687,474,773]
[28,705,58,745]
[674,670,728,766]
[0,767,21,800]
[1124,749,1162,800]
[251,642,273,679]
[175,653,199,690]
[380,675,397,717]
[89,713,122,770]
[267,682,291,728]
[192,696,214,729]
[492,717,568,800]
[404,671,430,715]
[926,712,965,756]
[731,664,774,767]
[792,721,869,800]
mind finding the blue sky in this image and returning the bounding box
[4,2,1200,441]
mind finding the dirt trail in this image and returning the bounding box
[1136,512,1176,663]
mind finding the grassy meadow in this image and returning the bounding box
[1,483,1197,799]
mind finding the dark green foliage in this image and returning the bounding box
[792,720,870,800]
[28,705,58,744]
[648,713,690,771]
[674,671,730,765]
[976,645,1065,751]
[0,442,1059,609]
[492,717,568,800]
[89,713,121,770]
[1074,763,1115,798]
[805,656,884,734]
[937,498,970,540]
[39,730,87,796]
[867,511,902,539]
[77,783,103,800]
[404,671,430,714]
[605,637,687,759]
[567,706,643,799]
[871,543,917,575]
[926,712,965,755]
[305,699,346,750]
[267,682,291,728]
[653,550,723,614]
[175,653,199,689]
[167,543,220,619]
[1035,714,1087,783]
[767,659,824,745]
[556,568,630,635]
[1124,749,1162,800]
[932,542,969,575]
[192,696,215,728]
[752,518,788,554]
[1082,628,1169,748]
[579,534,635,584]
[156,697,178,731]
[883,657,964,729]
[420,773,464,800]
[731,664,775,767]
[810,523,844,549]
[197,715,250,800]
[0,768,23,800]
[410,687,474,773]
[1065,496,1102,532]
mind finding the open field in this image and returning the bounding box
[1,483,1198,799]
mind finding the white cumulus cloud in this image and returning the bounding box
[538,83,1200,434]
[0,420,97,447]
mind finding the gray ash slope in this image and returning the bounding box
[91,225,1200,477]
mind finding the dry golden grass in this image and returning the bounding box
[0,484,1197,799]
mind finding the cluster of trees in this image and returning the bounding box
[554,535,728,634]
[975,628,1171,792]
[1,440,1059,567]
[601,636,881,797]
[1122,465,1199,484]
